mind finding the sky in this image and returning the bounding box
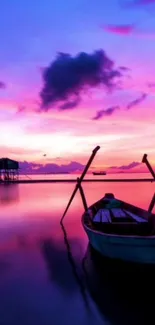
[1,0,155,172]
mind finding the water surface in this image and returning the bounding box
[0,175,155,325]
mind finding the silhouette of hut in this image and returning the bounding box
[0,158,19,181]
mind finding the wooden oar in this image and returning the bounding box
[60,145,100,223]
[142,154,155,179]
[77,177,88,211]
[148,193,155,213]
[142,154,155,212]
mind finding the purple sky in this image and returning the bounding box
[0,0,155,171]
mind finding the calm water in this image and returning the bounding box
[19,172,152,180]
[0,175,155,325]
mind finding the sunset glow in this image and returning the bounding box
[0,0,155,172]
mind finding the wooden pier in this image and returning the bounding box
[0,150,154,185]
[0,178,154,184]
[0,158,19,181]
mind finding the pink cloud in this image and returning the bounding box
[103,24,155,39]
[103,24,135,35]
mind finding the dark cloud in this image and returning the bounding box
[103,24,135,35]
[59,97,80,110]
[19,160,85,174]
[92,91,147,121]
[19,160,142,174]
[0,81,6,89]
[126,93,147,109]
[109,161,140,170]
[117,161,140,170]
[92,106,120,120]
[119,66,131,71]
[40,50,122,110]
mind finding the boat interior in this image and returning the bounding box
[84,193,155,236]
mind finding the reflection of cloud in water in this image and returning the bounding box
[83,245,155,325]
[0,184,20,205]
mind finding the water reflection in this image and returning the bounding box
[83,245,155,325]
[40,237,79,293]
[16,235,28,248]
[0,257,10,275]
[0,179,155,325]
[0,184,20,205]
[40,234,92,313]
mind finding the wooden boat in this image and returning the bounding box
[92,171,106,175]
[82,193,155,264]
[61,146,155,265]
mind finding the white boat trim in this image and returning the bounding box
[82,214,155,241]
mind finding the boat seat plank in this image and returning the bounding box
[93,209,111,223]
[111,208,127,218]
[93,211,100,223]
[124,210,147,223]
[101,209,111,223]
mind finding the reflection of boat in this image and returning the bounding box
[92,171,106,175]
[82,193,155,264]
[83,245,155,325]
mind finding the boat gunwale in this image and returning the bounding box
[81,197,155,240]
[82,214,155,240]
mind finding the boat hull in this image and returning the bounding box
[83,224,155,264]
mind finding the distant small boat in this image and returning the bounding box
[82,193,155,264]
[92,171,106,176]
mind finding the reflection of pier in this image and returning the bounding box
[0,184,19,205]
[3,178,155,184]
[0,158,19,182]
